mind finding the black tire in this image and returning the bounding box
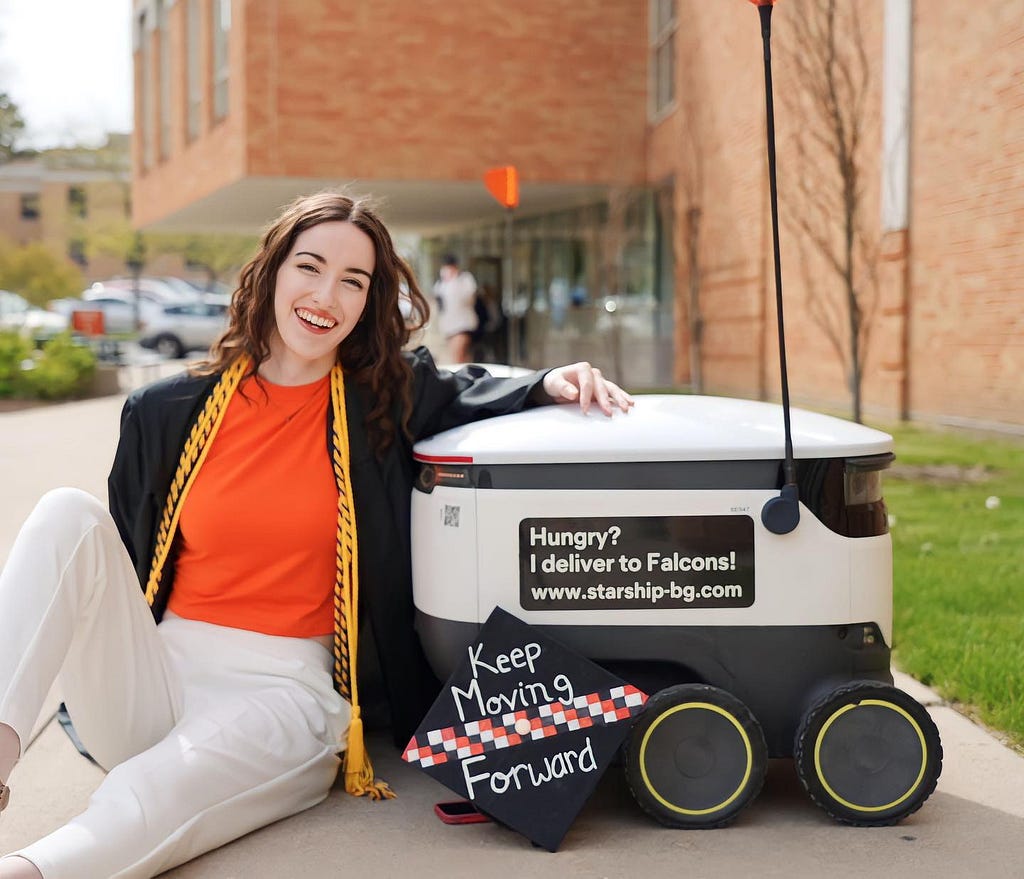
[625,684,768,829]
[154,334,185,359]
[794,680,942,826]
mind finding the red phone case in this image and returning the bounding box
[433,800,492,825]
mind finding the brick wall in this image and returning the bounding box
[245,0,648,184]
[135,0,649,227]
[907,2,1024,428]
[132,0,248,228]
[664,1,890,417]
[130,0,1023,429]
[658,0,1022,429]
[649,1,771,397]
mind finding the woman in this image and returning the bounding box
[0,192,632,879]
[431,253,478,363]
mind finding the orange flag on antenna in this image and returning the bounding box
[483,166,520,209]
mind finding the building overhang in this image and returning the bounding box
[138,176,616,237]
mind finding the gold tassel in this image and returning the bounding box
[343,708,395,800]
[330,366,394,800]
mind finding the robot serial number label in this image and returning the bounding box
[519,515,755,610]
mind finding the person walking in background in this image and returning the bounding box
[432,253,479,364]
[471,282,508,363]
[0,191,632,879]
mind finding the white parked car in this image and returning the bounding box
[0,289,69,341]
[138,301,230,359]
[85,279,200,307]
[49,296,158,335]
[156,276,234,302]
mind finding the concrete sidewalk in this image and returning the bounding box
[2,383,1024,878]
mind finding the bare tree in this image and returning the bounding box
[782,0,881,422]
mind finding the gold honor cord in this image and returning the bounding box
[331,366,393,799]
[145,356,391,799]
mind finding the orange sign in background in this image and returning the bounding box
[71,309,106,336]
[483,166,520,209]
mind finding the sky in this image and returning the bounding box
[0,0,132,148]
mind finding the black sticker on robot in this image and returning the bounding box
[519,515,755,610]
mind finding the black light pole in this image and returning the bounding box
[126,232,146,333]
[504,206,518,365]
[483,166,521,364]
[752,0,800,535]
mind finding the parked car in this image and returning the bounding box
[138,301,229,358]
[156,276,234,302]
[49,296,158,336]
[85,278,200,307]
[0,289,69,341]
[153,276,206,300]
[200,291,232,308]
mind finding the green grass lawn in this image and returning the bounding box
[878,422,1024,749]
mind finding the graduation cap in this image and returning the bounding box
[403,606,648,851]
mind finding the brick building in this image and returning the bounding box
[0,136,135,284]
[131,0,1023,431]
[0,135,203,288]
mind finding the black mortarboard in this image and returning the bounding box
[403,606,647,851]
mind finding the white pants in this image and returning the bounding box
[0,488,350,879]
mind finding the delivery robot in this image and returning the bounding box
[410,394,943,828]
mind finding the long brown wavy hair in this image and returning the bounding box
[194,191,430,452]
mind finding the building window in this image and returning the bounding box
[186,0,201,141]
[138,10,155,170]
[882,0,912,232]
[157,0,171,160]
[20,193,40,220]
[649,0,677,118]
[68,186,88,219]
[212,0,231,122]
[68,238,88,268]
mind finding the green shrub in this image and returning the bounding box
[0,330,32,397]
[20,332,97,400]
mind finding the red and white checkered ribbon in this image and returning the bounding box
[402,684,647,768]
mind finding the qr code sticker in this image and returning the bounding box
[442,505,461,527]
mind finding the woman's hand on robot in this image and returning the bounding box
[542,362,634,416]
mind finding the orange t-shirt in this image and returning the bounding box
[168,374,338,637]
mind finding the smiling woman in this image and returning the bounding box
[267,222,374,385]
[0,191,633,879]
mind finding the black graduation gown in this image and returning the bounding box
[107,346,550,747]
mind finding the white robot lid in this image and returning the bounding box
[414,394,893,464]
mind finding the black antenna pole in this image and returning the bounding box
[755,0,800,535]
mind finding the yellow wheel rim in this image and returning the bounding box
[813,698,928,812]
[639,701,754,816]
